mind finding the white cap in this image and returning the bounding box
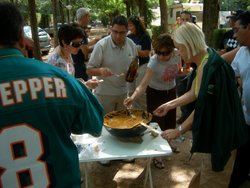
[76,8,90,21]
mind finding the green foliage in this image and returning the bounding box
[151,25,166,41]
[178,0,190,2]
[60,0,127,26]
[211,28,230,49]
[220,0,250,11]
[148,0,159,8]
[39,0,51,15]
[13,0,218,30]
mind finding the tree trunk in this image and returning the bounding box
[28,0,42,60]
[59,1,65,24]
[124,0,131,18]
[159,0,168,33]
[66,0,70,23]
[40,14,50,28]
[203,0,220,47]
[138,0,147,27]
[52,0,58,47]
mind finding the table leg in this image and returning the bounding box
[144,158,153,188]
[81,163,88,188]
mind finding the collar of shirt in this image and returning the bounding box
[110,36,126,49]
[0,48,24,59]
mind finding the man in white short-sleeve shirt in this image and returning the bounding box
[87,15,137,114]
[229,10,250,188]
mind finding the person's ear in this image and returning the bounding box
[62,40,67,48]
[18,30,26,50]
[247,23,250,31]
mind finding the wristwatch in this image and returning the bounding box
[178,125,183,134]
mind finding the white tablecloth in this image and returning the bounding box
[75,126,173,188]
[75,127,172,162]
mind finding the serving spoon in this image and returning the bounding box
[140,122,161,137]
[125,90,136,118]
[114,73,125,77]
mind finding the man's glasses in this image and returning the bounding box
[69,41,83,48]
[156,51,171,56]
[111,29,127,36]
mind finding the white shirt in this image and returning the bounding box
[147,50,181,90]
[231,46,250,125]
[47,49,75,76]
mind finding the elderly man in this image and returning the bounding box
[228,10,250,188]
[72,7,91,81]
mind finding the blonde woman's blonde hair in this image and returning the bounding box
[173,22,208,59]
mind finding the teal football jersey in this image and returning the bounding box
[0,49,103,187]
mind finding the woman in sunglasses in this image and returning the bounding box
[47,24,100,89]
[124,33,181,169]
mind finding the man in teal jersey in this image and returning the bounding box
[0,2,103,187]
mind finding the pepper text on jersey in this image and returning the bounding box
[0,77,67,107]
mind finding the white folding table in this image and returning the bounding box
[76,127,172,188]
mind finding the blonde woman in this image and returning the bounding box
[153,23,248,187]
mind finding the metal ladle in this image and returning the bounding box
[114,73,125,77]
[126,90,136,118]
[140,122,161,137]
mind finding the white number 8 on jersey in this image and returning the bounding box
[0,124,50,187]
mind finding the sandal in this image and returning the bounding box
[153,158,165,169]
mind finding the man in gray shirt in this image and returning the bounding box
[87,15,137,114]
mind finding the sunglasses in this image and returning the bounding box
[156,51,171,56]
[69,41,83,48]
